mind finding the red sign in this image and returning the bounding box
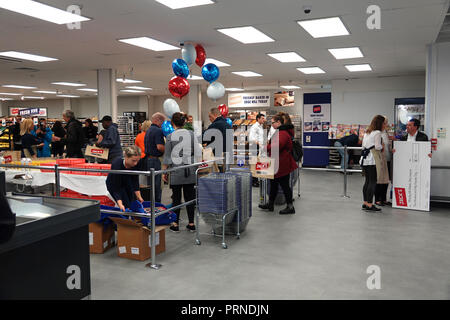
[11,108,19,116]
[394,188,408,207]
[431,138,437,145]
[90,148,106,155]
[4,155,12,163]
[313,105,321,113]
[256,162,270,170]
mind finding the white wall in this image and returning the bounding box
[331,75,425,125]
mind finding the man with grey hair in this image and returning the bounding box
[203,107,232,156]
[53,109,84,158]
[144,112,166,202]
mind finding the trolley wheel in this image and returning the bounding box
[222,243,228,249]
[195,239,201,245]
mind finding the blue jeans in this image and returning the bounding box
[334,141,347,169]
[147,158,162,203]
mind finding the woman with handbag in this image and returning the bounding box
[360,115,385,212]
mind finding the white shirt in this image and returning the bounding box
[407,131,418,142]
[249,122,264,146]
[360,130,383,166]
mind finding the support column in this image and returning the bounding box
[63,98,72,111]
[97,69,118,125]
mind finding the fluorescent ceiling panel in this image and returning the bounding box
[125,86,152,90]
[57,94,79,98]
[0,98,13,101]
[226,88,245,92]
[297,17,349,38]
[232,71,262,77]
[51,82,86,87]
[118,37,179,51]
[0,51,57,62]
[328,47,363,60]
[33,90,57,94]
[120,89,145,93]
[2,85,37,89]
[297,67,325,74]
[23,96,44,99]
[217,26,274,44]
[116,78,142,84]
[77,88,98,92]
[267,52,305,63]
[0,92,22,96]
[154,0,214,10]
[345,64,372,72]
[280,85,301,89]
[0,0,90,24]
[204,58,230,67]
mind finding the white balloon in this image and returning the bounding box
[207,81,225,101]
[163,98,180,119]
[181,44,196,66]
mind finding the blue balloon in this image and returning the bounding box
[172,59,189,79]
[162,120,175,137]
[226,118,233,126]
[201,63,220,83]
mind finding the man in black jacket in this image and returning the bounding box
[203,107,232,158]
[53,110,84,158]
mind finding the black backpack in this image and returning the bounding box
[291,138,303,162]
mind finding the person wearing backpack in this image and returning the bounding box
[259,114,298,214]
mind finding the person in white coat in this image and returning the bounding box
[248,113,266,154]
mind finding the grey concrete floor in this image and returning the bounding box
[90,170,450,300]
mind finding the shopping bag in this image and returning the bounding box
[1,151,21,163]
[250,156,275,179]
[201,147,219,173]
[85,145,109,160]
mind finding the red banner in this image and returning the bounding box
[394,188,408,207]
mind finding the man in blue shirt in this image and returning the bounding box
[144,112,166,203]
[97,115,123,164]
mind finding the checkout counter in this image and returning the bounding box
[0,170,99,299]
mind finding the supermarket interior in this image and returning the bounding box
[1,0,450,302]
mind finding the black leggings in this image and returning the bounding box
[171,184,195,224]
[363,165,377,203]
[269,174,293,205]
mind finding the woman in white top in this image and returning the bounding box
[360,115,385,211]
[375,116,392,206]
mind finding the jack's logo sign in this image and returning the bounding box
[313,105,321,113]
[90,148,105,155]
[256,162,270,170]
[394,188,408,207]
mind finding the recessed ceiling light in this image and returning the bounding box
[0,92,22,96]
[116,78,143,84]
[23,96,44,100]
[297,67,325,74]
[232,71,262,77]
[51,82,86,87]
[2,85,37,89]
[118,37,179,51]
[267,52,305,63]
[0,51,58,62]
[33,90,57,94]
[328,47,363,60]
[125,86,152,90]
[57,94,80,98]
[217,26,275,44]
[280,85,301,89]
[345,64,372,72]
[154,0,214,10]
[187,75,203,80]
[226,88,245,92]
[77,88,98,92]
[0,0,90,24]
[297,17,349,38]
[204,58,230,67]
[120,89,146,93]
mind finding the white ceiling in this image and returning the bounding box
[0,0,448,99]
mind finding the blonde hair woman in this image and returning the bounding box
[20,118,43,159]
[135,120,151,159]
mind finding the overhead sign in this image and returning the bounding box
[392,141,431,212]
[228,92,271,108]
[9,107,47,117]
[303,103,331,132]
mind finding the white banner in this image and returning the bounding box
[228,92,271,108]
[392,141,431,212]
[303,103,331,132]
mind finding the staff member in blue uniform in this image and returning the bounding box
[106,146,145,212]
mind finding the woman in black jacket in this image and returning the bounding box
[83,118,98,145]
[51,121,66,158]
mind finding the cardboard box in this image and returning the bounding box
[110,217,166,261]
[85,145,109,160]
[89,222,116,254]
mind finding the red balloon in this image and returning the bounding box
[195,44,206,67]
[168,76,190,99]
[218,104,228,117]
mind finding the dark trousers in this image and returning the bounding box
[375,161,391,202]
[52,143,64,157]
[171,184,195,224]
[362,165,377,203]
[269,174,293,205]
[147,158,162,203]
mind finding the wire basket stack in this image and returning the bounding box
[198,173,237,227]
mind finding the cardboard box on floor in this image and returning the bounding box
[109,217,167,261]
[89,222,115,254]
